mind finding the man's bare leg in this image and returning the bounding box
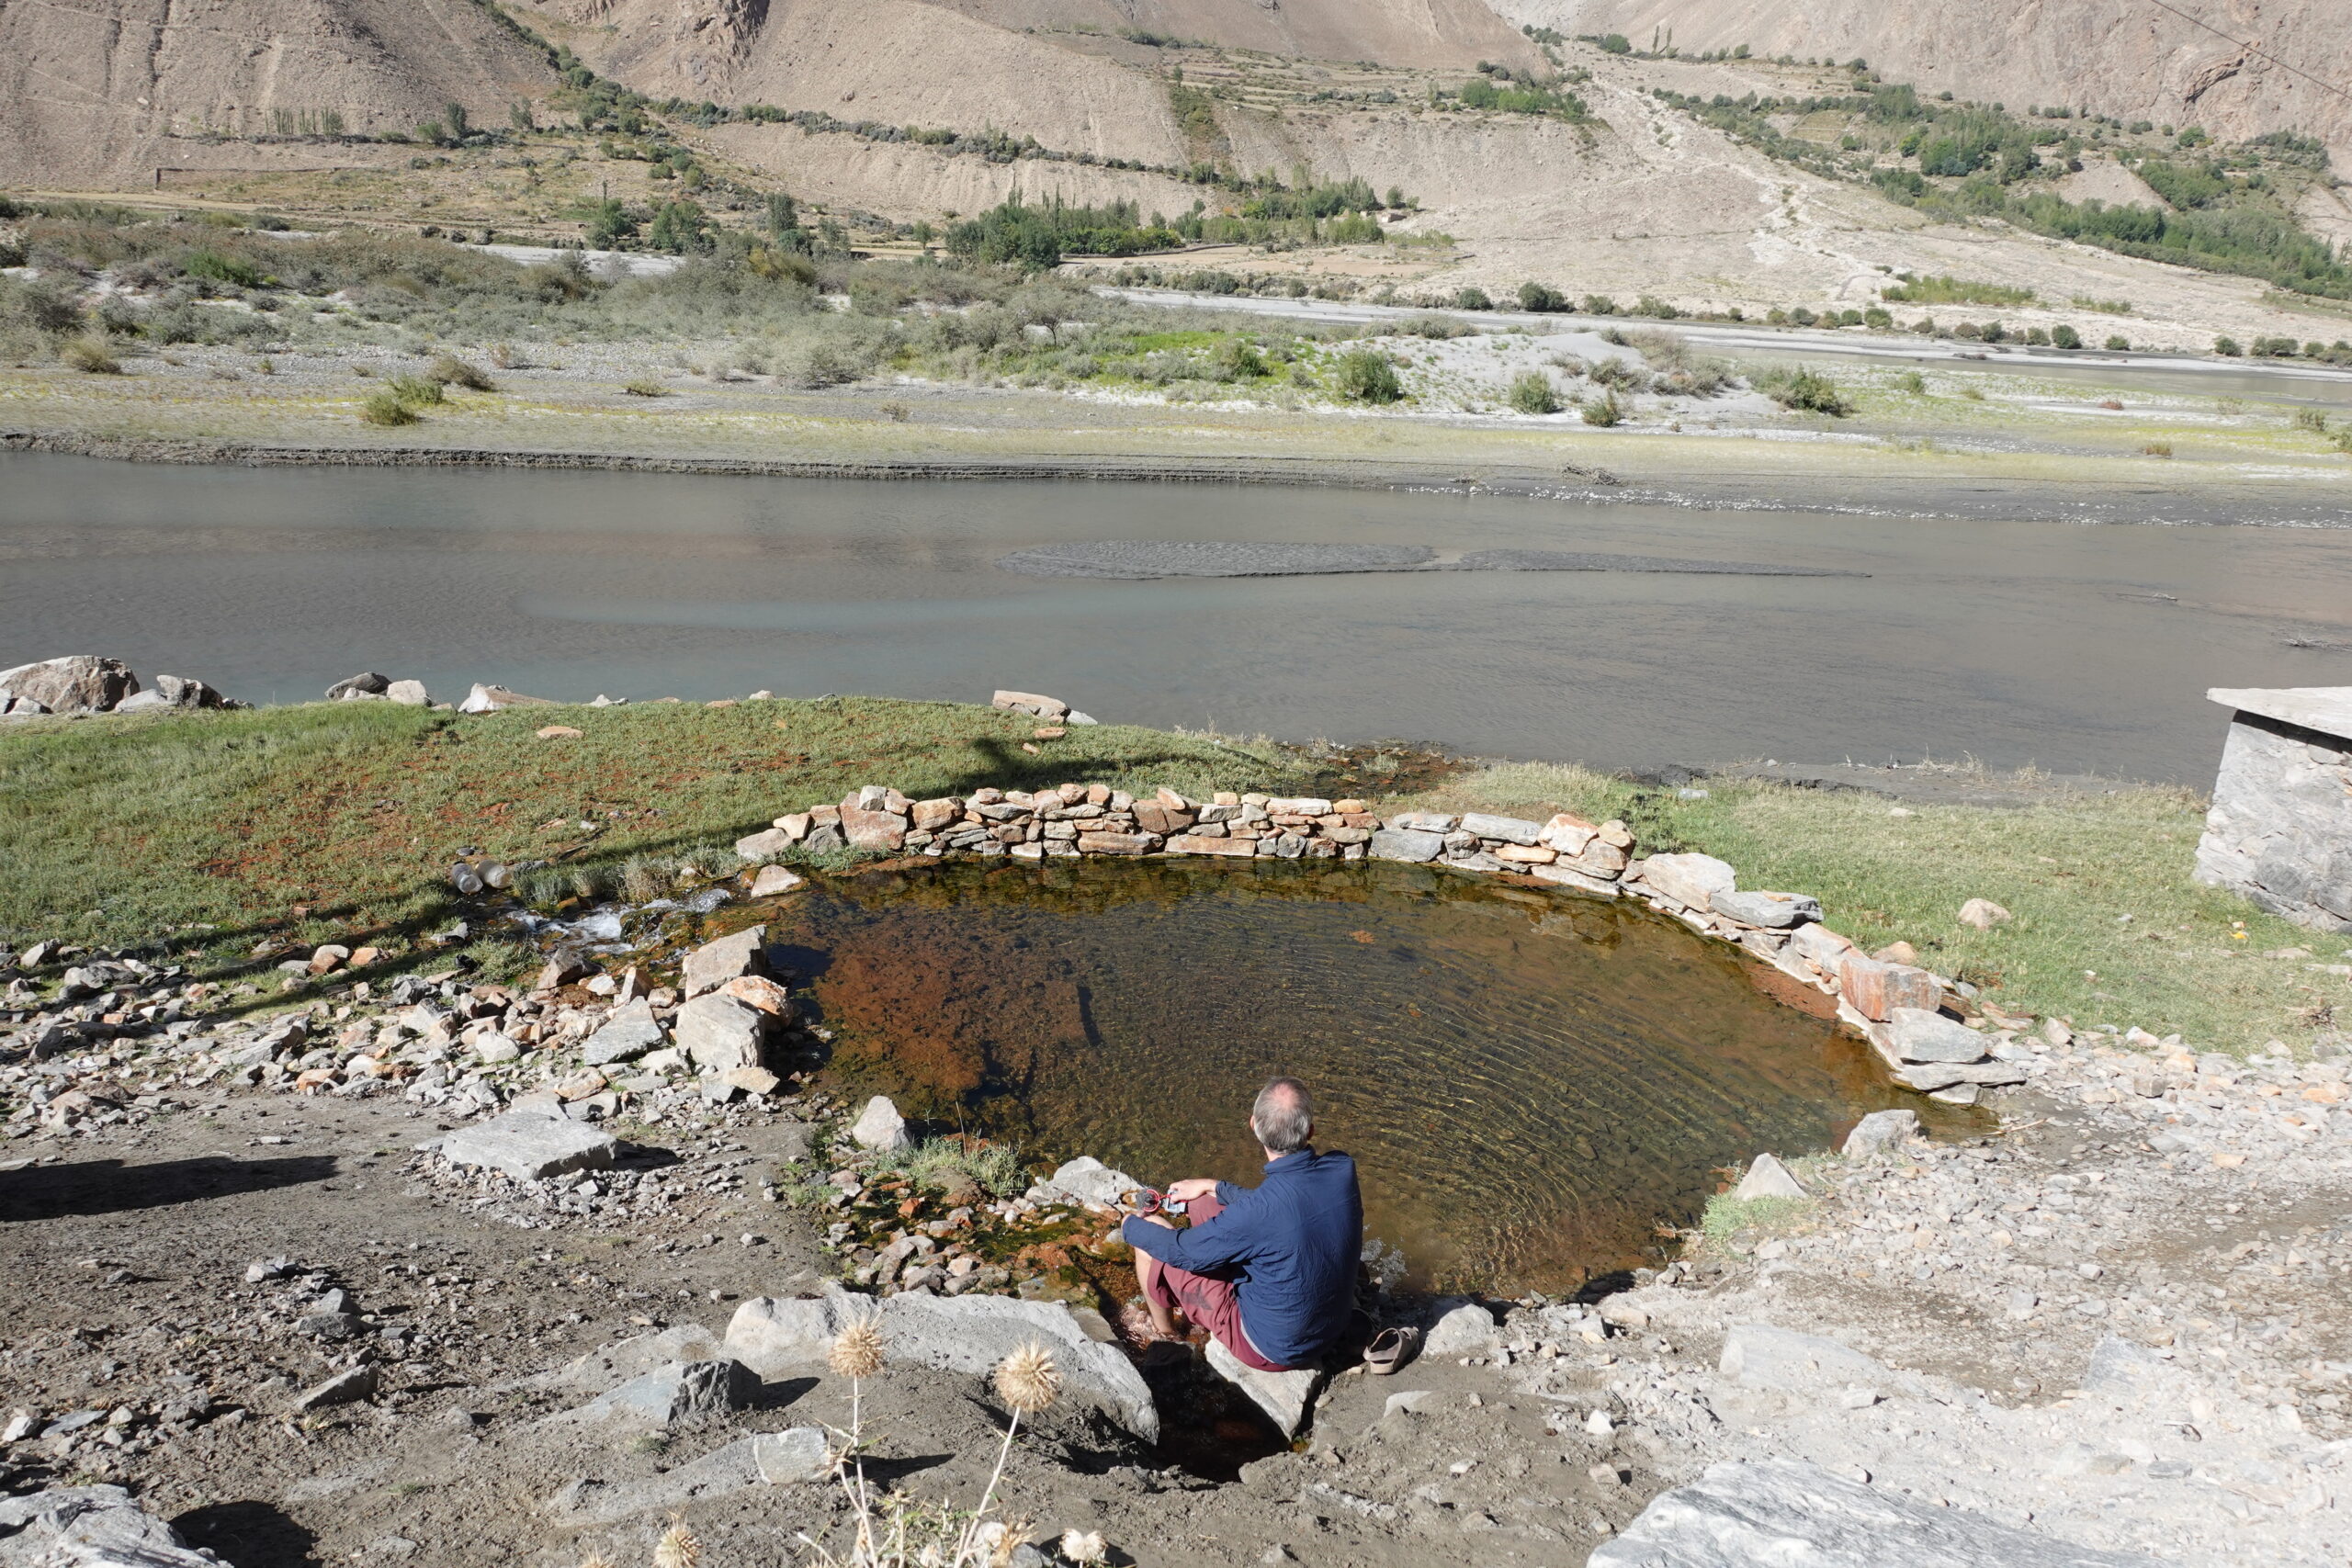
[1135,1213,1182,1338]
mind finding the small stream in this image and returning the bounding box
[758,858,1969,1295]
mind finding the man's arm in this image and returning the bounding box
[1121,1199,1258,1273]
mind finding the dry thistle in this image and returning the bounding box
[652,1519,701,1568]
[1058,1528,1108,1564]
[993,1341,1063,1416]
[830,1316,886,1380]
[578,1556,616,1568]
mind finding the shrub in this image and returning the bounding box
[1862,307,1893,329]
[2292,407,2328,434]
[2142,441,2172,457]
[428,354,495,390]
[622,378,670,397]
[1507,371,1559,414]
[385,374,444,406]
[60,336,122,373]
[359,389,419,425]
[2051,324,2082,349]
[1578,390,1623,425]
[2106,333,2131,351]
[1517,281,1567,312]
[1580,294,1619,316]
[2213,335,2243,356]
[1453,287,1494,310]
[184,249,264,288]
[1334,348,1403,403]
[1894,369,1927,394]
[1400,315,1469,339]
[1758,366,1851,415]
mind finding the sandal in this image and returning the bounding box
[1362,1326,1419,1376]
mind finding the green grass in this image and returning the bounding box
[1399,761,2352,1056]
[0,697,1318,975]
[867,1135,1028,1197]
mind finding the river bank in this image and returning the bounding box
[6,322,2352,525]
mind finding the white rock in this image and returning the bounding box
[1423,1303,1500,1356]
[1029,1155,1138,1210]
[1593,1461,2161,1567]
[1205,1337,1322,1438]
[850,1095,910,1151]
[1840,1109,1918,1157]
[1718,1325,1894,1393]
[1636,852,1736,911]
[1733,1153,1806,1201]
[752,1427,831,1483]
[0,1485,220,1567]
[1958,897,2013,930]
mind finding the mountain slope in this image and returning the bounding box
[1502,0,2352,166]
[0,0,556,184]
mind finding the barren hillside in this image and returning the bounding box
[0,0,556,185]
[1506,0,2352,167]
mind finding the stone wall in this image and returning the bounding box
[2194,687,2352,935]
[739,782,2023,1104]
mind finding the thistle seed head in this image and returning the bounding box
[992,1340,1063,1415]
[830,1316,886,1380]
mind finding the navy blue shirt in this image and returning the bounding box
[1121,1147,1362,1369]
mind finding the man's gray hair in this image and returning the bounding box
[1251,1077,1315,1153]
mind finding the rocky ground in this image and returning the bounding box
[4,822,2349,1565]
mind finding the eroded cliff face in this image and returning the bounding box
[1504,0,2352,165]
[0,0,557,184]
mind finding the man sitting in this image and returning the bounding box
[1120,1077,1363,1372]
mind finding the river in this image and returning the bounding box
[4,452,2348,779]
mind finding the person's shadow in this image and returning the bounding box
[173,1500,321,1567]
[0,1156,336,1223]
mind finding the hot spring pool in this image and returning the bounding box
[753,857,1962,1293]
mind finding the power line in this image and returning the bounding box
[2129,0,2352,108]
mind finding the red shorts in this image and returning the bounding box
[1138,1192,1290,1372]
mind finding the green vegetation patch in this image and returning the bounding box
[1398,762,2352,1055]
[0,698,1320,967]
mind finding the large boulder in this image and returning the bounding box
[1635,852,1736,911]
[1026,1156,1137,1210]
[722,1286,1159,1442]
[1205,1337,1322,1438]
[0,656,139,714]
[851,1095,910,1151]
[0,1485,223,1566]
[114,673,233,712]
[672,993,767,1074]
[1368,828,1445,863]
[572,1359,758,1427]
[1882,1008,1989,1064]
[1591,1459,2160,1567]
[325,671,390,700]
[682,924,767,998]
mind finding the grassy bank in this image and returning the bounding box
[1408,761,2350,1056]
[0,698,1322,978]
[4,701,2343,1055]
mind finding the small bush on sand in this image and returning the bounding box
[1579,389,1623,426]
[429,354,495,390]
[1756,365,1851,416]
[1334,348,1403,403]
[359,389,419,425]
[62,337,122,374]
[1507,370,1558,414]
[385,374,444,407]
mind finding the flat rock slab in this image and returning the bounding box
[723,1286,1159,1442]
[523,1324,724,1395]
[1590,1459,2161,1567]
[1205,1337,1322,1438]
[995,542,1861,581]
[580,999,665,1066]
[439,1111,617,1181]
[1423,1302,1501,1356]
[1718,1325,1906,1394]
[546,1437,766,1528]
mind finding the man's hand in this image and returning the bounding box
[1167,1178,1217,1202]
